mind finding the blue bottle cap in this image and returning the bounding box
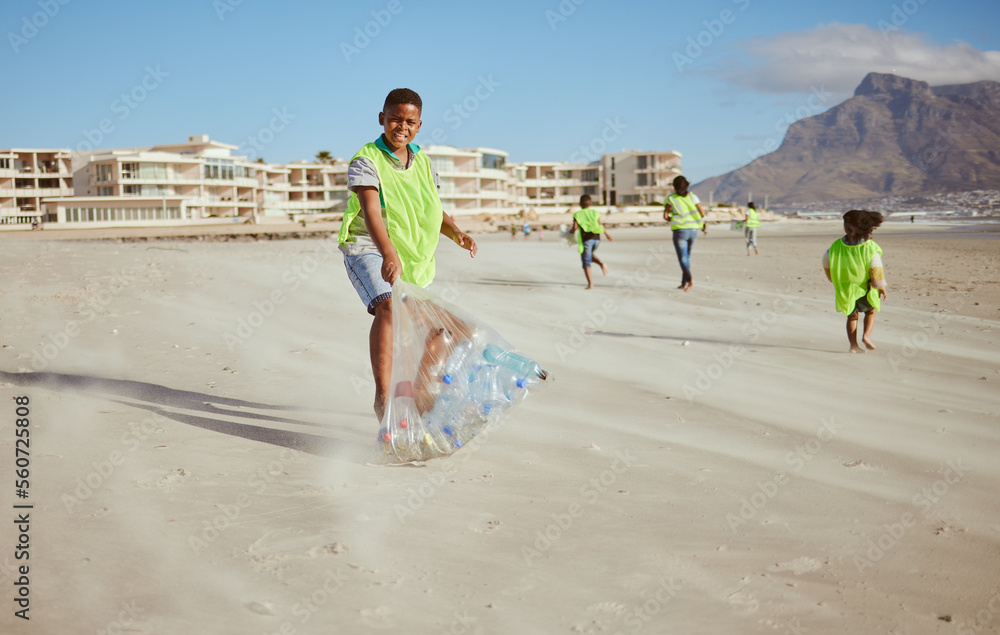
[443,374,453,384]
[443,426,454,436]
[516,378,527,388]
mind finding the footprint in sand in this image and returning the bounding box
[767,556,823,575]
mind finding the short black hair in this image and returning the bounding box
[843,209,884,242]
[748,202,756,209]
[580,194,592,206]
[384,88,422,113]
[672,175,689,196]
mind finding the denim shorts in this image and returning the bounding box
[581,238,600,268]
[341,246,391,315]
[853,294,874,315]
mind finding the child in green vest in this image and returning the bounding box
[338,88,477,421]
[744,202,760,256]
[571,194,613,289]
[822,210,887,353]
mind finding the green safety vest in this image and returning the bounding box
[666,193,702,230]
[338,141,442,286]
[573,207,604,253]
[828,238,882,315]
[746,209,760,228]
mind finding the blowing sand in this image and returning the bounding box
[1,219,998,634]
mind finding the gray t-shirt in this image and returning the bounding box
[340,149,442,256]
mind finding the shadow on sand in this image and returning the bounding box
[1,370,355,457]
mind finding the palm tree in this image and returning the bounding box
[315,151,333,165]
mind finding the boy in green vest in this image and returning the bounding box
[338,88,477,421]
[822,210,887,353]
[571,194,613,289]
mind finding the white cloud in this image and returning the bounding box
[715,23,1000,94]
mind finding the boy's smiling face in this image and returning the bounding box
[379,103,422,156]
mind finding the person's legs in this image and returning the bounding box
[862,310,877,350]
[673,229,696,290]
[581,239,597,289]
[342,247,393,421]
[370,298,393,420]
[846,310,864,353]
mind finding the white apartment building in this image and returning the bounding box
[424,146,511,212]
[0,148,73,224]
[40,136,350,227]
[507,160,601,209]
[600,150,683,206]
[8,135,683,228]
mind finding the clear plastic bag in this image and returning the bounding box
[374,279,551,464]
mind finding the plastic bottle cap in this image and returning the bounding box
[443,374,453,384]
[516,378,527,388]
[399,419,408,429]
[443,426,454,436]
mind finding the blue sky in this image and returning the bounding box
[2,0,999,183]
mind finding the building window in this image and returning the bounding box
[0,158,10,169]
[637,156,647,170]
[611,157,615,170]
[481,154,505,170]
[95,164,113,182]
[637,174,648,187]
[611,174,615,187]
[123,185,140,195]
[582,169,598,182]
[121,163,139,179]
[204,158,237,180]
[98,186,113,196]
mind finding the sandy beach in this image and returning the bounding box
[1,219,999,634]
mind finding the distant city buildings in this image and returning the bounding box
[0,136,684,228]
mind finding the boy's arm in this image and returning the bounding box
[357,186,403,283]
[440,211,477,257]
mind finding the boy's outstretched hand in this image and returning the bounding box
[878,288,887,300]
[454,231,477,257]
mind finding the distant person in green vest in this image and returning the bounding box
[744,201,760,256]
[571,194,613,289]
[822,210,887,354]
[664,176,705,292]
[338,87,478,421]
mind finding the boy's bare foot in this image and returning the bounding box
[683,282,693,292]
[862,338,876,350]
[585,284,594,290]
[374,394,387,423]
[849,345,866,354]
[600,263,609,276]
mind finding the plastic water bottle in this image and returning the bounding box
[481,344,548,381]
[441,340,474,386]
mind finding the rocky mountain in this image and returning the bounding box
[695,73,1000,205]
